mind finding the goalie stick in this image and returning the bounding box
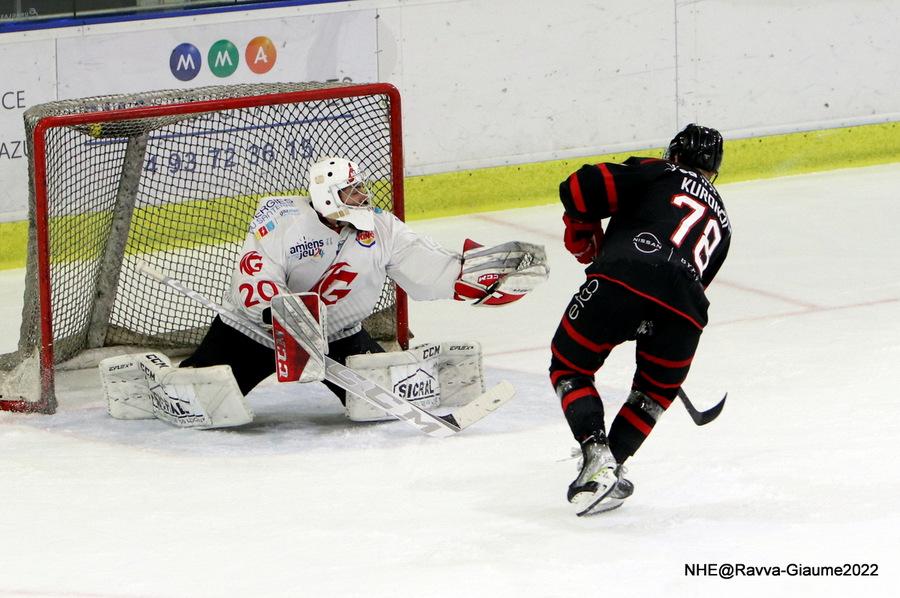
[136,261,514,437]
[678,389,727,426]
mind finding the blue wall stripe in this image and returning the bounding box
[0,0,348,34]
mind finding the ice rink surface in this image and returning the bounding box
[1,164,899,597]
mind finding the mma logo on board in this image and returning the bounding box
[169,36,277,81]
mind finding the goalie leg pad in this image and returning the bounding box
[344,342,484,421]
[435,342,485,407]
[99,354,157,420]
[152,364,254,429]
[345,344,441,422]
[101,352,253,429]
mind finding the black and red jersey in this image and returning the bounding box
[559,157,731,329]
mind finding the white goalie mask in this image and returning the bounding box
[308,157,375,231]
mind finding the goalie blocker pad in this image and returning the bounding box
[344,342,484,422]
[99,352,253,429]
[271,292,327,384]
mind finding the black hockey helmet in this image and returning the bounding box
[666,123,724,174]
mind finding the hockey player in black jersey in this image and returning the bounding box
[549,124,731,516]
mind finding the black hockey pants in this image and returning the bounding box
[180,316,384,402]
[549,275,702,463]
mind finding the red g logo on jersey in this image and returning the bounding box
[312,261,358,305]
[240,251,263,276]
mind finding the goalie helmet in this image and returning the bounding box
[665,123,724,176]
[308,157,375,231]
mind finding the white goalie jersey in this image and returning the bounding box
[225,195,461,341]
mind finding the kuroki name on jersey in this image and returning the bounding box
[249,197,299,231]
[356,230,376,248]
[680,176,730,230]
[289,239,327,261]
[239,251,264,276]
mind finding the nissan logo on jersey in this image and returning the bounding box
[633,232,663,254]
[313,261,358,305]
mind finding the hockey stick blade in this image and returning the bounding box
[439,380,515,430]
[678,389,727,426]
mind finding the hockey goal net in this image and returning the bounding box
[0,82,408,414]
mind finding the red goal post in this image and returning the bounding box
[0,82,409,414]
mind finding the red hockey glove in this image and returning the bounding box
[563,213,604,264]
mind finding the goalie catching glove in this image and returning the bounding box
[453,239,549,306]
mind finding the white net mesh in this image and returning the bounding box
[0,82,405,412]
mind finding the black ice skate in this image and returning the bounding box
[567,433,620,516]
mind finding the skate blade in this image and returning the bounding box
[572,482,617,517]
[577,496,625,517]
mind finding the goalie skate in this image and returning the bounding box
[567,433,620,516]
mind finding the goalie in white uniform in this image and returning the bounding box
[128,156,546,425]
